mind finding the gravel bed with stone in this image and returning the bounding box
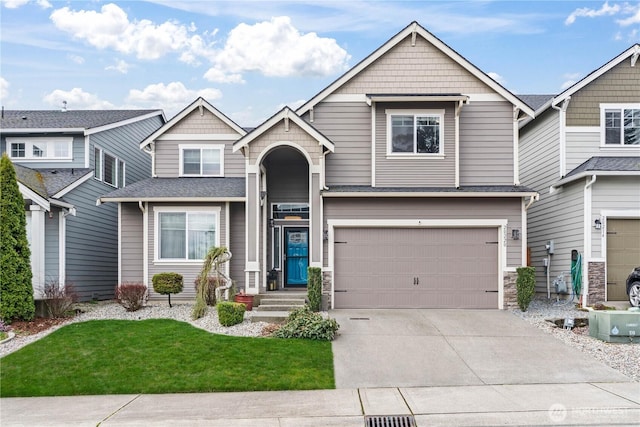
[510,297,640,382]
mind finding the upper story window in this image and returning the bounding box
[179,144,224,177]
[602,104,640,146]
[94,146,125,188]
[7,137,72,161]
[386,110,444,156]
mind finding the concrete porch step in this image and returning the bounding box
[250,311,291,323]
[256,304,299,312]
[259,298,306,306]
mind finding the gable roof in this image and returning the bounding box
[1,110,164,135]
[296,21,534,118]
[519,94,555,112]
[140,97,246,149]
[232,107,335,153]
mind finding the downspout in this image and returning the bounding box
[454,99,465,188]
[513,107,521,186]
[143,142,156,178]
[582,175,597,308]
[551,97,570,178]
[522,194,539,268]
[139,201,149,289]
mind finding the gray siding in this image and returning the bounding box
[44,208,60,284]
[375,102,455,187]
[565,131,636,173]
[323,197,523,268]
[306,102,371,186]
[229,202,246,292]
[459,101,514,185]
[120,203,144,283]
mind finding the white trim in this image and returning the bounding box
[6,136,73,162]
[297,22,534,118]
[58,210,66,286]
[261,170,268,292]
[371,103,376,187]
[386,109,445,156]
[271,225,282,270]
[143,202,148,288]
[599,103,640,147]
[565,126,600,133]
[30,206,46,299]
[521,198,528,267]
[323,94,368,103]
[254,141,315,167]
[322,191,538,198]
[51,172,92,198]
[467,93,506,102]
[551,170,640,190]
[85,135,90,168]
[513,107,520,186]
[1,128,84,134]
[99,197,245,204]
[117,203,122,285]
[225,202,230,278]
[152,206,221,263]
[178,144,225,177]
[321,93,503,104]
[368,94,468,104]
[85,111,164,136]
[583,176,596,306]
[18,183,50,211]
[156,134,241,141]
[599,210,640,262]
[454,102,461,188]
[327,219,508,310]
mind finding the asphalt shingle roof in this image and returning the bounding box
[565,156,640,178]
[324,185,536,194]
[1,110,161,130]
[100,177,246,200]
[518,95,554,112]
[13,164,92,198]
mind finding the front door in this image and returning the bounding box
[285,228,308,287]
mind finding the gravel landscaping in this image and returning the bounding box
[2,298,639,383]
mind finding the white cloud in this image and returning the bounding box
[617,5,640,26]
[43,88,115,109]
[1,0,51,8]
[105,59,130,74]
[126,81,222,112]
[487,72,506,85]
[206,17,350,82]
[49,3,215,62]
[560,73,582,90]
[565,2,621,25]
[67,54,85,64]
[0,77,9,100]
[203,68,245,84]
[277,99,306,111]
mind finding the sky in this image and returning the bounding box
[0,1,639,126]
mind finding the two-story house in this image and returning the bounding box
[100,22,537,310]
[0,109,165,301]
[520,44,640,306]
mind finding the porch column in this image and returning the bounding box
[29,205,46,299]
[245,167,260,294]
[310,168,322,267]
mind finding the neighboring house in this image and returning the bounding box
[0,108,165,301]
[100,22,538,309]
[520,44,640,305]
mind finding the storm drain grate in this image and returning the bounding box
[364,415,416,427]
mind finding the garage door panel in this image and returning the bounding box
[607,219,640,301]
[334,227,499,309]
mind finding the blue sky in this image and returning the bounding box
[1,1,639,125]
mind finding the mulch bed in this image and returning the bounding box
[8,317,71,336]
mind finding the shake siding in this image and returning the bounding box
[120,203,144,283]
[63,178,119,300]
[335,35,492,94]
[308,102,371,185]
[566,60,640,126]
[459,101,514,185]
[155,139,244,178]
[44,209,60,283]
[592,177,640,258]
[147,202,227,300]
[167,108,235,134]
[229,202,246,292]
[375,102,455,187]
[323,197,522,267]
[247,121,321,165]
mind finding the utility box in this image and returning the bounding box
[588,310,640,343]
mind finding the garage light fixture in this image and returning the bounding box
[594,218,602,229]
[511,229,520,240]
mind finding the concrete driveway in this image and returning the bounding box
[330,309,630,389]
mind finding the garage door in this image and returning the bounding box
[607,219,640,301]
[333,227,499,309]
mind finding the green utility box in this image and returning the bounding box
[588,310,640,343]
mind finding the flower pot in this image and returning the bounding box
[234,294,254,311]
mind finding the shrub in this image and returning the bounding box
[217,302,246,327]
[194,277,221,306]
[307,267,322,312]
[273,305,339,341]
[116,283,147,312]
[152,272,183,308]
[43,281,77,318]
[516,266,536,312]
[0,154,35,323]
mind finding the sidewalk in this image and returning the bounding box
[2,382,639,426]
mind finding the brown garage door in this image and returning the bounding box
[333,227,499,309]
[607,219,640,301]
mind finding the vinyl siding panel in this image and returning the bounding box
[375,102,455,187]
[229,202,246,292]
[566,60,640,126]
[307,102,371,186]
[120,203,144,283]
[592,177,640,258]
[459,101,514,185]
[323,197,523,268]
[44,208,60,284]
[335,35,493,95]
[520,109,560,188]
[154,139,244,178]
[565,131,638,173]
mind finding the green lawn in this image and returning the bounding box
[0,319,335,397]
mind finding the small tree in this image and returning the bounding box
[516,266,536,312]
[0,154,35,322]
[192,246,231,320]
[307,267,322,312]
[152,272,183,308]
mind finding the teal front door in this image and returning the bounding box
[285,228,308,286]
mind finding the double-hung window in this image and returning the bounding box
[7,137,72,161]
[387,110,444,155]
[180,144,224,176]
[602,104,640,146]
[155,208,219,261]
[94,146,125,188]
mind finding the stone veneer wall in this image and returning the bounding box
[322,271,332,310]
[503,271,518,309]
[588,261,606,304]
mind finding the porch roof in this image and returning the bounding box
[551,156,640,189]
[322,185,537,197]
[98,177,246,204]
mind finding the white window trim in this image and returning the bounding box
[272,225,282,271]
[93,146,124,188]
[600,103,640,147]
[385,109,445,157]
[153,206,221,264]
[6,137,73,162]
[179,144,225,177]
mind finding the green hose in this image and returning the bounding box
[571,252,583,296]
